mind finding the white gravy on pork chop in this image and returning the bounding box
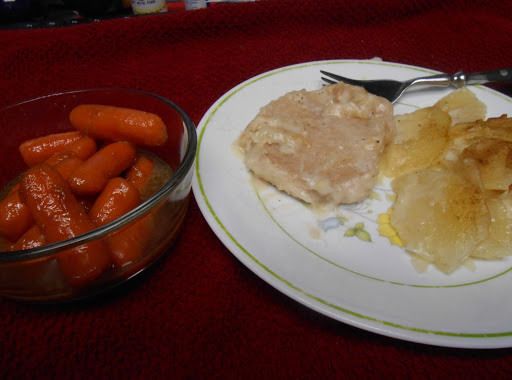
[237,82,394,205]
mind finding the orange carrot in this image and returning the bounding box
[19,164,111,287]
[44,136,97,167]
[54,157,84,180]
[88,177,148,267]
[67,142,137,195]
[69,104,168,146]
[0,184,34,242]
[89,177,141,227]
[19,131,83,166]
[124,155,155,198]
[11,225,46,251]
[108,215,153,267]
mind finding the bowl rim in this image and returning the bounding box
[0,88,197,264]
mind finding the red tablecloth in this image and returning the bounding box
[2,0,512,378]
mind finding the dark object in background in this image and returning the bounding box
[0,0,35,20]
[63,0,118,17]
[0,0,130,28]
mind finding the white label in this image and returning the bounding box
[132,0,167,14]
[185,0,207,10]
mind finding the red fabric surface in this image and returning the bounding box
[2,0,512,378]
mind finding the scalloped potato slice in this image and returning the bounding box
[449,115,512,154]
[434,87,487,125]
[391,166,490,274]
[471,195,512,260]
[380,107,451,178]
[461,138,512,191]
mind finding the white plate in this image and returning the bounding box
[192,60,512,348]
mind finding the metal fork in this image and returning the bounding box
[320,69,512,103]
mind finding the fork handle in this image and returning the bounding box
[411,69,512,88]
[464,69,512,85]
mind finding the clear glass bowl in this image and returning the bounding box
[0,89,196,302]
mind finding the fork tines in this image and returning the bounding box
[320,70,361,86]
[321,76,337,85]
[320,70,343,81]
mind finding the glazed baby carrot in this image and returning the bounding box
[108,214,153,267]
[11,225,46,251]
[19,131,83,166]
[54,157,84,180]
[89,177,141,227]
[124,155,155,199]
[69,104,168,146]
[0,184,34,242]
[44,136,97,167]
[19,164,111,286]
[67,141,137,195]
[88,177,147,267]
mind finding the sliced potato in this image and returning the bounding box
[449,114,512,151]
[387,89,512,273]
[434,87,487,125]
[461,138,512,191]
[380,106,451,178]
[391,164,490,274]
[471,194,512,260]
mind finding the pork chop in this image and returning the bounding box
[237,82,394,205]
